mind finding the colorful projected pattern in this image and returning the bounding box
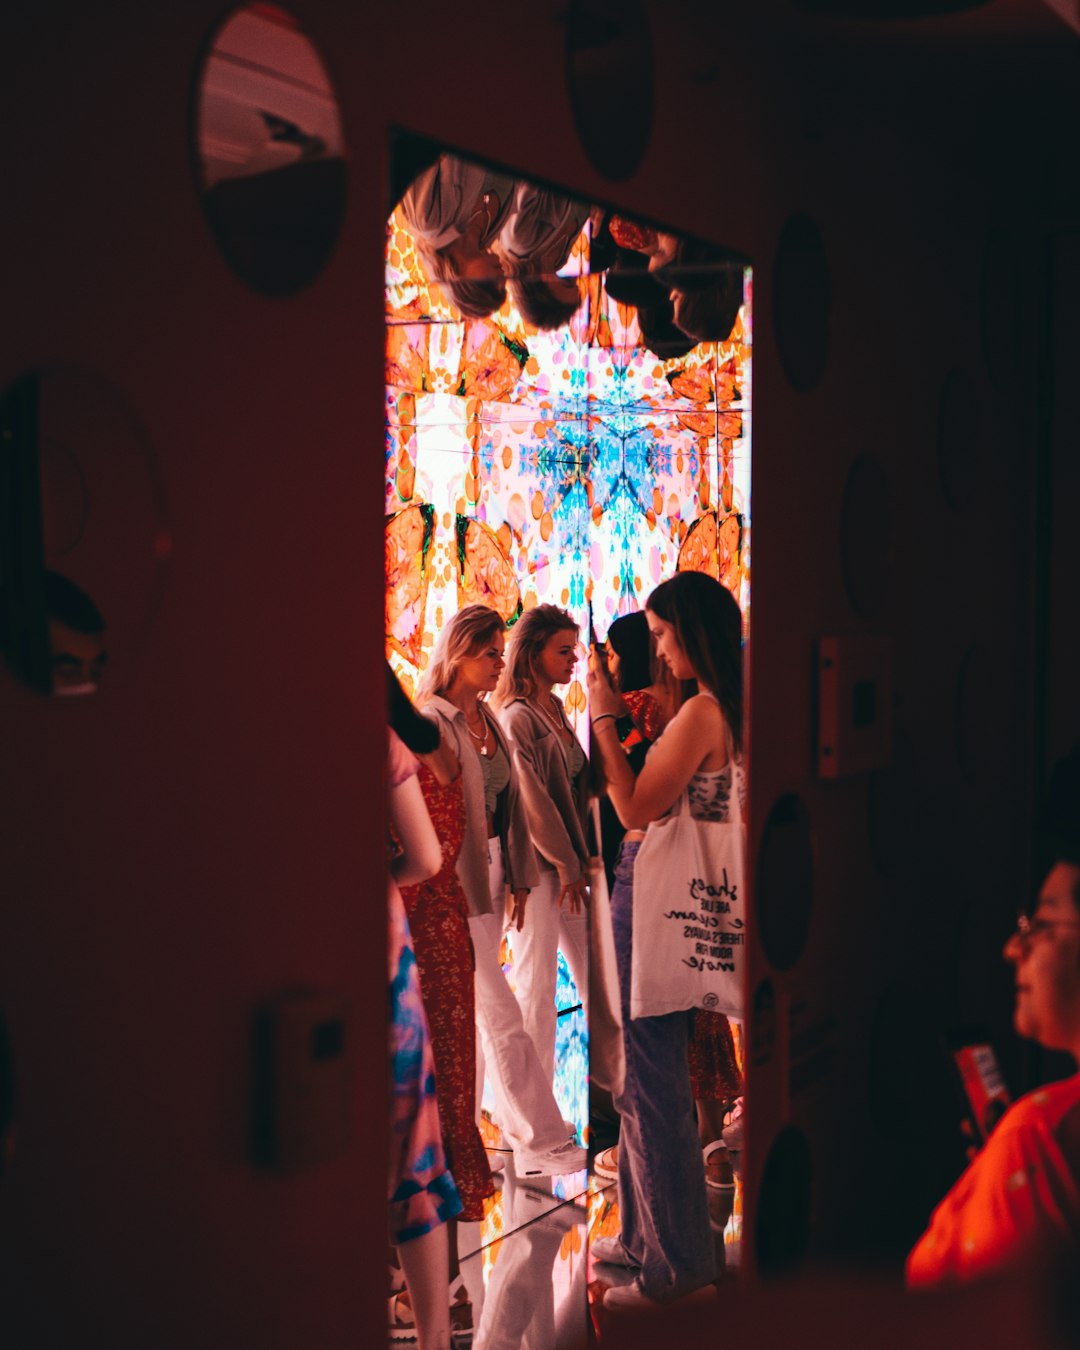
[384,206,752,722]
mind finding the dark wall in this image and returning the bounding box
[1,1,1078,1344]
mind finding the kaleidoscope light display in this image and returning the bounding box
[384,202,752,727]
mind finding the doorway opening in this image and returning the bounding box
[385,140,752,1339]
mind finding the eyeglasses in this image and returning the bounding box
[1012,913,1080,945]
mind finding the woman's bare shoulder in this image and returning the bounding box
[672,691,725,728]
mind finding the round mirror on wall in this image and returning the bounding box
[193,3,348,296]
[565,0,654,181]
[0,369,169,698]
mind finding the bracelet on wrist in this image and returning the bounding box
[591,713,617,726]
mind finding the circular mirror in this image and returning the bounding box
[756,794,815,972]
[565,0,654,181]
[0,369,169,697]
[193,4,348,296]
[773,214,831,393]
[755,1126,812,1277]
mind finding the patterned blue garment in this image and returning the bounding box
[388,887,462,1241]
[388,732,462,1244]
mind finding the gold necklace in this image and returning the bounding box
[535,694,567,738]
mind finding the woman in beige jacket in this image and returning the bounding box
[416,604,585,1176]
[493,605,592,1088]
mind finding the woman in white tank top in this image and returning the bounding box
[586,571,744,1309]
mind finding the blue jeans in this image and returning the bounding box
[610,840,716,1300]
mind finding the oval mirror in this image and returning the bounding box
[0,368,169,698]
[193,4,348,296]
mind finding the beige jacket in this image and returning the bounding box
[497,699,592,888]
[422,696,540,916]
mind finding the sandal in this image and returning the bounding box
[721,1098,744,1151]
[450,1275,473,1346]
[388,1290,418,1344]
[592,1144,619,1181]
[703,1141,735,1190]
[388,1279,473,1346]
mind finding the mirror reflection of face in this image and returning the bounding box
[538,629,579,688]
[458,632,505,694]
[49,619,107,696]
[646,612,693,681]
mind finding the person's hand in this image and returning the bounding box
[508,888,530,931]
[559,877,588,915]
[587,655,622,720]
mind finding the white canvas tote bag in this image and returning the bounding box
[629,761,746,1020]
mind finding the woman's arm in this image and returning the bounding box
[388,774,443,887]
[589,674,728,830]
[502,706,586,888]
[419,735,460,788]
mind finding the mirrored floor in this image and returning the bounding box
[390,942,742,1347]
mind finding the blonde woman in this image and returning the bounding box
[416,604,585,1176]
[492,605,591,1087]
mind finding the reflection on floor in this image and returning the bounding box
[450,1169,741,1348]
[395,947,741,1345]
[456,1165,591,1349]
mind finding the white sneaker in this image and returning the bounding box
[515,1138,587,1176]
[602,1279,716,1311]
[592,1144,618,1181]
[602,1280,658,1310]
[590,1233,639,1268]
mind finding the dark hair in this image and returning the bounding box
[671,272,743,344]
[508,275,582,331]
[603,247,667,310]
[636,302,697,360]
[646,571,743,752]
[652,238,741,295]
[587,211,617,274]
[45,571,105,633]
[387,663,441,755]
[606,611,652,693]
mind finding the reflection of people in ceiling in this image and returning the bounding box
[400,154,516,319]
[607,222,743,346]
[654,238,744,345]
[494,185,590,331]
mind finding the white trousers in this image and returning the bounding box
[509,868,589,1086]
[470,839,570,1155]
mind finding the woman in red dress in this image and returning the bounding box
[390,669,491,1344]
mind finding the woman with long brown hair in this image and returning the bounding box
[586,571,745,1309]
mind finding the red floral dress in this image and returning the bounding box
[624,690,742,1105]
[399,765,494,1220]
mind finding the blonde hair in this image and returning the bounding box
[415,604,506,704]
[416,242,507,319]
[492,604,578,709]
